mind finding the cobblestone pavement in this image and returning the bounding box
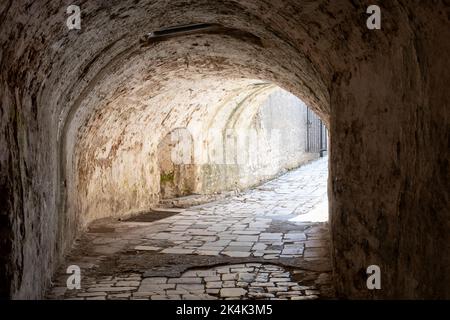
[47,157,333,300]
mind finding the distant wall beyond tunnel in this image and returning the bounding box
[195,88,319,194]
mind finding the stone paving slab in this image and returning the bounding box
[47,158,333,300]
[50,263,326,300]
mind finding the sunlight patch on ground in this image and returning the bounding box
[290,197,328,223]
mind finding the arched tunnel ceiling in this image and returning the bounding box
[45,0,357,139]
[63,30,331,153]
[60,23,334,228]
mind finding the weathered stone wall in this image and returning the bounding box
[195,89,317,193]
[0,0,448,299]
[330,6,450,298]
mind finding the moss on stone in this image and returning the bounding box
[160,171,174,183]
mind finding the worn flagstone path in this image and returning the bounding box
[47,157,334,300]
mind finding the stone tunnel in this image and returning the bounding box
[0,0,449,300]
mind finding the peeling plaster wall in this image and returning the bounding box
[0,0,449,299]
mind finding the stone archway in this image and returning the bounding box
[157,128,196,199]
